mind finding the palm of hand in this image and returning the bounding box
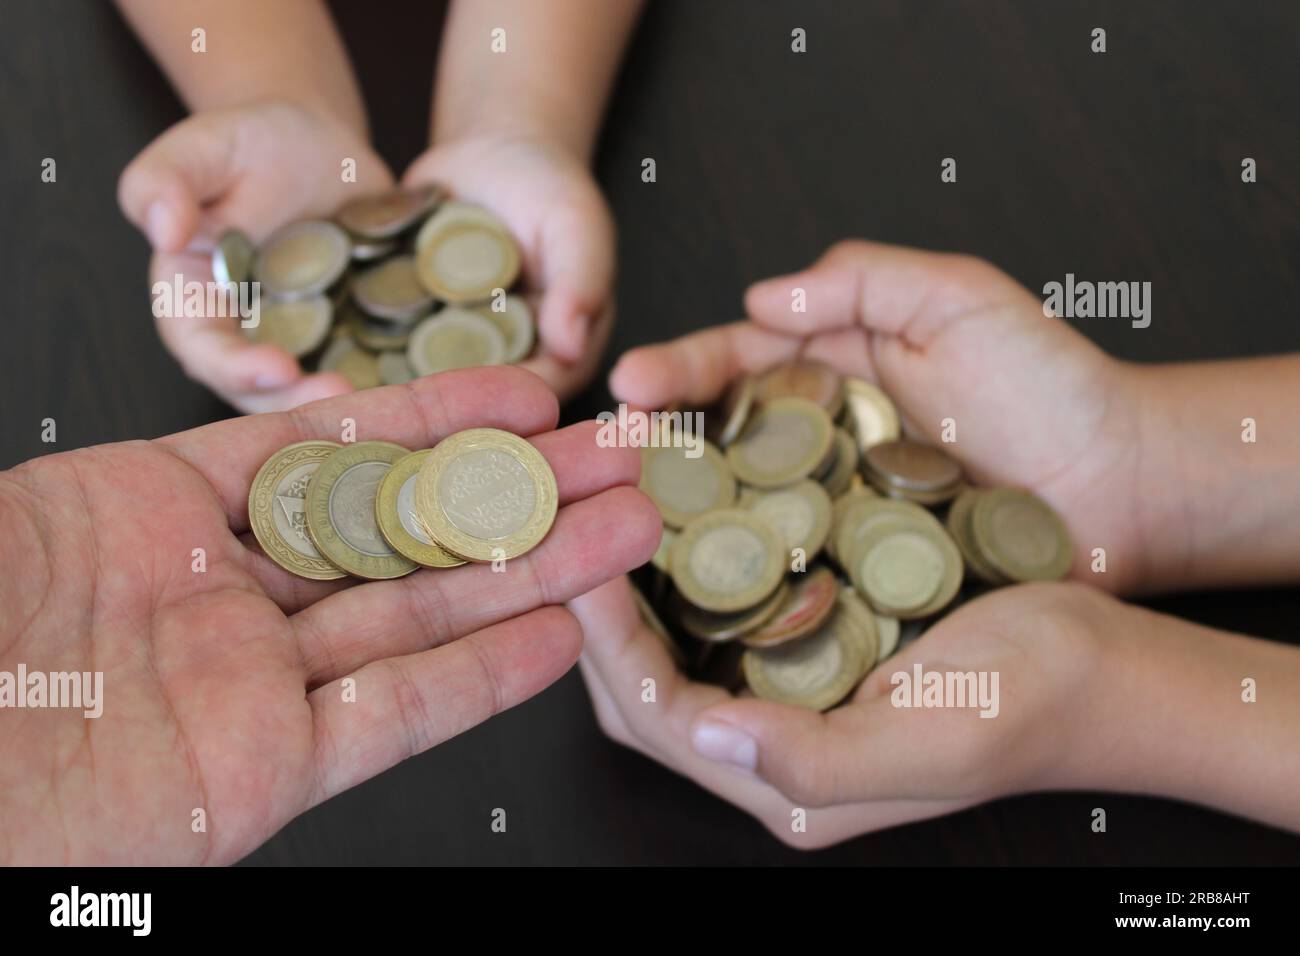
[0,444,311,865]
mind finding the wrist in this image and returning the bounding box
[434,95,592,162]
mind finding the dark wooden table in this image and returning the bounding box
[3,0,1297,865]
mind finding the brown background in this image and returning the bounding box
[2,0,1297,864]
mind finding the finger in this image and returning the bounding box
[118,113,243,252]
[306,604,582,808]
[160,365,561,530]
[294,483,658,686]
[608,321,802,410]
[516,306,613,404]
[534,199,616,363]
[237,534,354,613]
[149,250,311,399]
[744,239,1019,341]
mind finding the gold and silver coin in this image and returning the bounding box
[742,565,839,648]
[413,428,558,562]
[248,440,347,581]
[213,229,255,287]
[946,486,1010,585]
[377,350,416,386]
[743,479,833,561]
[375,449,466,568]
[726,397,834,489]
[337,185,444,240]
[861,439,963,504]
[669,509,786,614]
[639,441,736,529]
[841,377,901,451]
[319,336,381,389]
[305,441,418,580]
[345,305,412,352]
[816,427,859,498]
[845,514,962,619]
[675,578,790,643]
[350,255,434,322]
[754,360,844,418]
[414,202,520,304]
[705,374,757,448]
[741,588,875,712]
[406,308,507,376]
[970,487,1073,582]
[244,295,333,357]
[254,220,351,299]
[475,296,536,364]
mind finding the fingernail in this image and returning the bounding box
[145,201,171,248]
[692,720,757,771]
[254,369,295,390]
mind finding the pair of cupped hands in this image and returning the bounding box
[117,100,615,409]
[4,106,1159,859]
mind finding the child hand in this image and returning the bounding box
[402,133,615,402]
[118,100,394,412]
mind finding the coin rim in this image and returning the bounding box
[415,217,521,303]
[970,487,1073,582]
[726,397,835,489]
[248,440,347,581]
[669,508,786,614]
[741,591,869,711]
[375,449,467,569]
[254,219,351,299]
[406,308,508,376]
[640,441,736,529]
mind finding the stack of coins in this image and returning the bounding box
[248,428,557,581]
[215,186,534,390]
[636,360,1074,711]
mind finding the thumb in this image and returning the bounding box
[536,198,615,362]
[118,113,241,252]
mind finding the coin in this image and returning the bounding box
[351,255,434,322]
[743,565,838,648]
[705,374,757,448]
[832,495,933,570]
[841,377,900,450]
[319,337,381,389]
[837,586,882,679]
[248,440,347,580]
[375,449,466,568]
[651,525,677,573]
[350,236,399,262]
[861,439,963,504]
[744,479,833,561]
[414,206,520,303]
[726,397,834,489]
[305,441,418,580]
[245,295,332,357]
[669,509,785,614]
[754,360,844,418]
[475,295,535,364]
[213,229,255,286]
[970,487,1073,582]
[640,441,736,529]
[337,185,444,239]
[846,515,962,618]
[741,589,872,711]
[818,427,859,498]
[413,428,558,562]
[873,612,901,661]
[344,304,412,351]
[377,350,416,386]
[945,487,1010,585]
[676,578,789,643]
[406,308,507,376]
[255,220,351,299]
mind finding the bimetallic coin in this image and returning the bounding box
[306,441,418,580]
[248,441,346,580]
[970,488,1073,582]
[475,296,536,364]
[726,397,834,489]
[377,351,416,386]
[319,337,381,389]
[842,378,901,450]
[213,229,255,286]
[413,428,558,562]
[245,295,332,357]
[744,479,833,561]
[743,565,839,648]
[415,206,520,304]
[345,304,412,351]
[832,496,933,570]
[946,487,1010,585]
[837,587,883,681]
[669,509,785,614]
[819,427,860,498]
[861,439,963,504]
[873,611,901,662]
[741,590,872,711]
[350,236,399,262]
[847,516,963,619]
[351,255,434,322]
[337,185,445,239]
[676,579,789,643]
[640,441,735,529]
[651,525,677,573]
[705,374,757,448]
[255,220,351,299]
[755,360,844,418]
[406,309,507,376]
[375,450,466,568]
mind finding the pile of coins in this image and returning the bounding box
[636,361,1073,711]
[214,185,533,389]
[249,428,557,581]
